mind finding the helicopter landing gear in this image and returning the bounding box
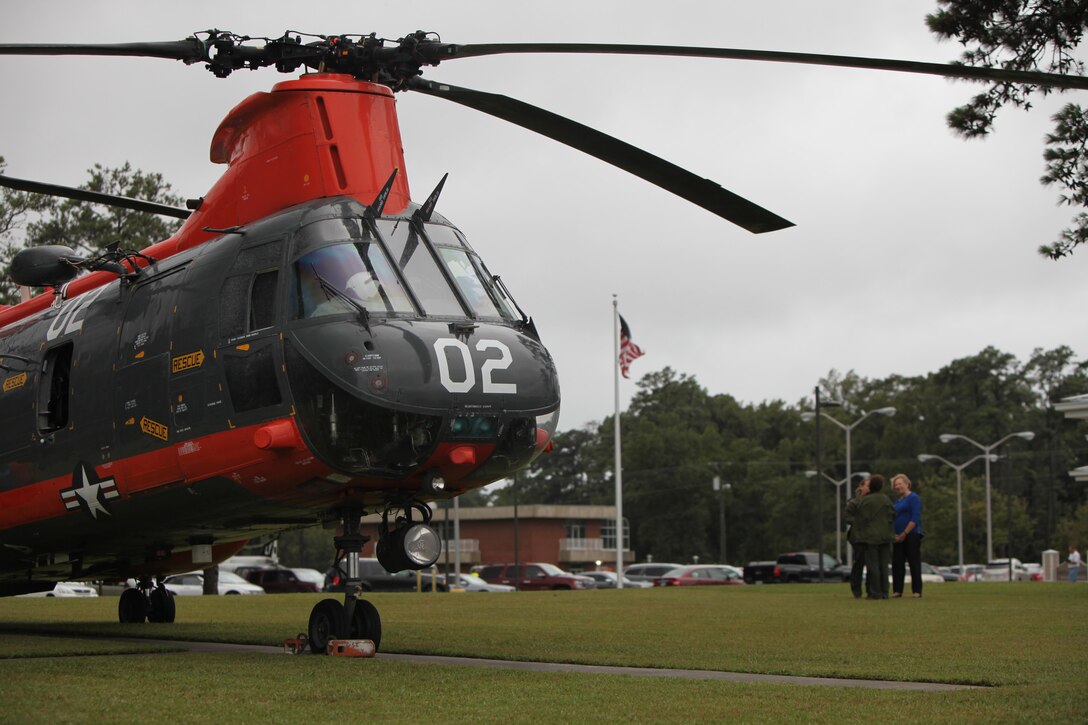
[308,508,383,654]
[117,577,175,624]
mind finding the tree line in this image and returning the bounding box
[481,346,1087,568]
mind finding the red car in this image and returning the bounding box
[653,565,745,587]
[477,563,589,591]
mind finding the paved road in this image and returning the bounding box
[114,637,983,692]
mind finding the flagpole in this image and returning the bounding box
[613,295,623,588]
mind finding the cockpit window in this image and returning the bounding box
[426,224,517,320]
[375,219,465,317]
[293,242,414,319]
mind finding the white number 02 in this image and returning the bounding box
[433,338,517,394]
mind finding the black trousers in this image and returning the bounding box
[850,543,867,597]
[864,542,891,598]
[892,532,922,595]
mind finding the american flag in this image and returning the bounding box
[618,315,645,379]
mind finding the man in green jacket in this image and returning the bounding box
[844,478,869,598]
[854,474,895,599]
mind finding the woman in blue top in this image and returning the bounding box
[891,473,924,598]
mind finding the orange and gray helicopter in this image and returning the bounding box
[0,31,1083,653]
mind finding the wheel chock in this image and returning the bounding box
[282,633,308,655]
[326,639,376,657]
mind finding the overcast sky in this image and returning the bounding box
[2,1,1085,431]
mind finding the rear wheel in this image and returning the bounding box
[350,598,382,651]
[147,587,175,623]
[308,598,346,654]
[118,588,146,623]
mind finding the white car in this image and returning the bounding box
[163,570,265,595]
[948,564,985,582]
[583,571,652,589]
[903,562,946,584]
[982,558,1029,582]
[17,581,99,597]
[439,572,515,592]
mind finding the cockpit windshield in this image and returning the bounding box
[293,242,414,319]
[423,224,518,321]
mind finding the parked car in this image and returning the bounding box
[477,563,590,590]
[163,571,265,596]
[935,566,961,582]
[438,572,515,592]
[744,552,850,583]
[1023,562,1043,581]
[982,558,1029,582]
[218,555,279,573]
[238,567,320,593]
[583,571,652,589]
[290,567,326,591]
[653,565,745,587]
[324,558,428,593]
[623,563,682,583]
[903,562,946,585]
[948,564,985,582]
[16,581,99,598]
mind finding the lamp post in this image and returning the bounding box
[808,388,843,581]
[938,431,1034,563]
[805,470,871,563]
[802,406,896,567]
[917,453,998,575]
[712,477,731,564]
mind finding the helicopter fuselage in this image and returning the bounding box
[0,196,559,588]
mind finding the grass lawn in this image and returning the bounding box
[0,583,1082,723]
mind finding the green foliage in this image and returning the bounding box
[1040,103,1088,258]
[925,1,1088,258]
[522,346,1087,567]
[0,159,185,304]
[0,156,53,304]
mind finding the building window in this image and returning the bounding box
[602,519,629,550]
[565,519,586,541]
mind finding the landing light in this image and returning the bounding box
[377,522,441,572]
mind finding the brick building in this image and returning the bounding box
[403,504,633,573]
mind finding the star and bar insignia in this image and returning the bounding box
[59,462,119,519]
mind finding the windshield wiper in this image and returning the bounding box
[310,265,371,332]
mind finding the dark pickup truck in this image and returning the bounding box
[744,552,850,583]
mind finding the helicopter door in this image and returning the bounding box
[115,267,187,474]
[212,239,287,427]
[37,342,74,435]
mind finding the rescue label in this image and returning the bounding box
[2,372,27,392]
[140,416,169,441]
[172,350,205,374]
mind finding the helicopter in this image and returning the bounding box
[0,30,1084,654]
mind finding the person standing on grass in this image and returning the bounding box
[854,474,894,599]
[891,473,924,598]
[844,478,870,598]
[1069,545,1082,583]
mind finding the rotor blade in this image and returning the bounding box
[0,176,191,220]
[407,77,792,234]
[0,39,205,63]
[434,43,1088,91]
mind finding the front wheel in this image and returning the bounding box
[350,599,382,651]
[308,599,346,654]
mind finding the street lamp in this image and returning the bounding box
[805,470,871,563]
[712,476,731,564]
[917,453,998,575]
[806,387,843,581]
[801,405,896,567]
[938,431,1034,563]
